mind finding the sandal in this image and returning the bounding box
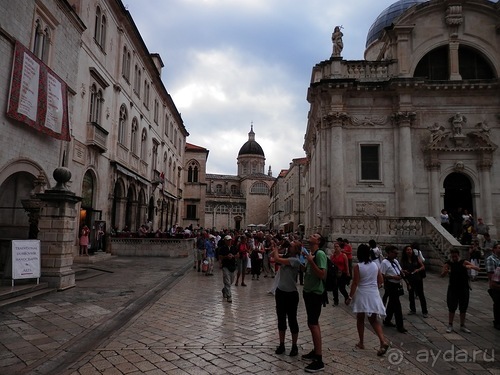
[355,343,365,350]
[377,342,390,356]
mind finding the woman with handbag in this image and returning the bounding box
[401,245,428,318]
[380,245,408,333]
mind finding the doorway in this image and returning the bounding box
[443,172,473,214]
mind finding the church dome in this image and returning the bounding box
[238,125,265,157]
[365,0,427,48]
[366,0,499,48]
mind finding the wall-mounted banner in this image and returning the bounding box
[12,240,41,280]
[6,40,70,141]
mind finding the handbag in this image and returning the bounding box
[397,284,405,296]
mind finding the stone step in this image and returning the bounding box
[0,283,55,307]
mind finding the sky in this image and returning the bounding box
[124,0,400,175]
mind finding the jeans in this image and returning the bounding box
[384,282,404,328]
[222,267,235,298]
[408,278,428,314]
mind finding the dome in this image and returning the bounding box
[365,0,428,48]
[238,125,265,157]
[366,0,499,48]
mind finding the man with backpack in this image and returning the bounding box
[301,233,327,373]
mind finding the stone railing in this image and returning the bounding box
[320,216,466,270]
[312,59,394,83]
[108,237,194,257]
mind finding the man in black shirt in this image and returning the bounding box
[219,235,238,303]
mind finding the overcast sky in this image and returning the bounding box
[125,0,399,175]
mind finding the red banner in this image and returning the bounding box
[6,40,70,141]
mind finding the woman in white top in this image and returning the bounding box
[347,244,389,356]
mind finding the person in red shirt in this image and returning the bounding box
[341,238,353,284]
[330,241,351,305]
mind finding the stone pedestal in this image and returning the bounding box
[36,167,81,290]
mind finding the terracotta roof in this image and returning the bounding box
[185,142,208,152]
[292,157,308,165]
[278,169,289,177]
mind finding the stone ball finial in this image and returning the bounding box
[53,167,72,191]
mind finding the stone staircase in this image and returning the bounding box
[0,281,56,308]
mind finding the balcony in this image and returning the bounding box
[86,122,108,153]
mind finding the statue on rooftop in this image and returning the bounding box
[331,25,344,58]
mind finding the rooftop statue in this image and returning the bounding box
[331,26,343,58]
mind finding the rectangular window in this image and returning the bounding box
[187,204,196,219]
[360,145,380,181]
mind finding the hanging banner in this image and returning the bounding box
[12,240,41,280]
[6,40,70,141]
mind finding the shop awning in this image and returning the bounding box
[115,164,149,185]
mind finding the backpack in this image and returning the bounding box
[325,257,337,291]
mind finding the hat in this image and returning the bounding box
[224,235,232,241]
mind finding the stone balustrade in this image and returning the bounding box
[312,59,394,83]
[108,237,194,257]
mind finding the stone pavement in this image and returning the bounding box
[1,256,499,375]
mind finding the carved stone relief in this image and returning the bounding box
[355,201,387,216]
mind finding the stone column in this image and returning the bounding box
[37,167,81,290]
[393,112,416,216]
[479,161,493,231]
[427,161,441,218]
[326,113,346,216]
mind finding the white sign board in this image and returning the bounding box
[12,240,41,280]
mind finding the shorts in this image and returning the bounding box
[303,291,323,325]
[447,286,470,313]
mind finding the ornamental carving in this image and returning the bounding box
[391,111,416,126]
[349,115,388,127]
[425,115,497,152]
[322,112,349,128]
[445,5,463,37]
[355,201,387,216]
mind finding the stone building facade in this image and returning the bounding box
[0,0,187,254]
[185,126,275,232]
[303,0,500,238]
[269,158,307,234]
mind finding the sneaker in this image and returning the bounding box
[221,289,227,299]
[422,313,428,318]
[227,297,232,303]
[289,345,298,357]
[460,326,471,333]
[446,325,453,333]
[383,321,396,328]
[302,350,317,360]
[305,360,324,373]
[408,310,416,315]
[275,344,285,355]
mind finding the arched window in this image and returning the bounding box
[250,182,269,195]
[414,45,495,80]
[130,118,138,154]
[89,84,103,124]
[230,185,238,195]
[33,18,51,63]
[152,141,159,171]
[140,128,147,160]
[94,6,106,50]
[122,46,131,81]
[118,104,127,144]
[187,161,199,183]
[215,184,223,194]
[134,65,141,97]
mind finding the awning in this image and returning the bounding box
[162,190,178,200]
[115,164,149,185]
